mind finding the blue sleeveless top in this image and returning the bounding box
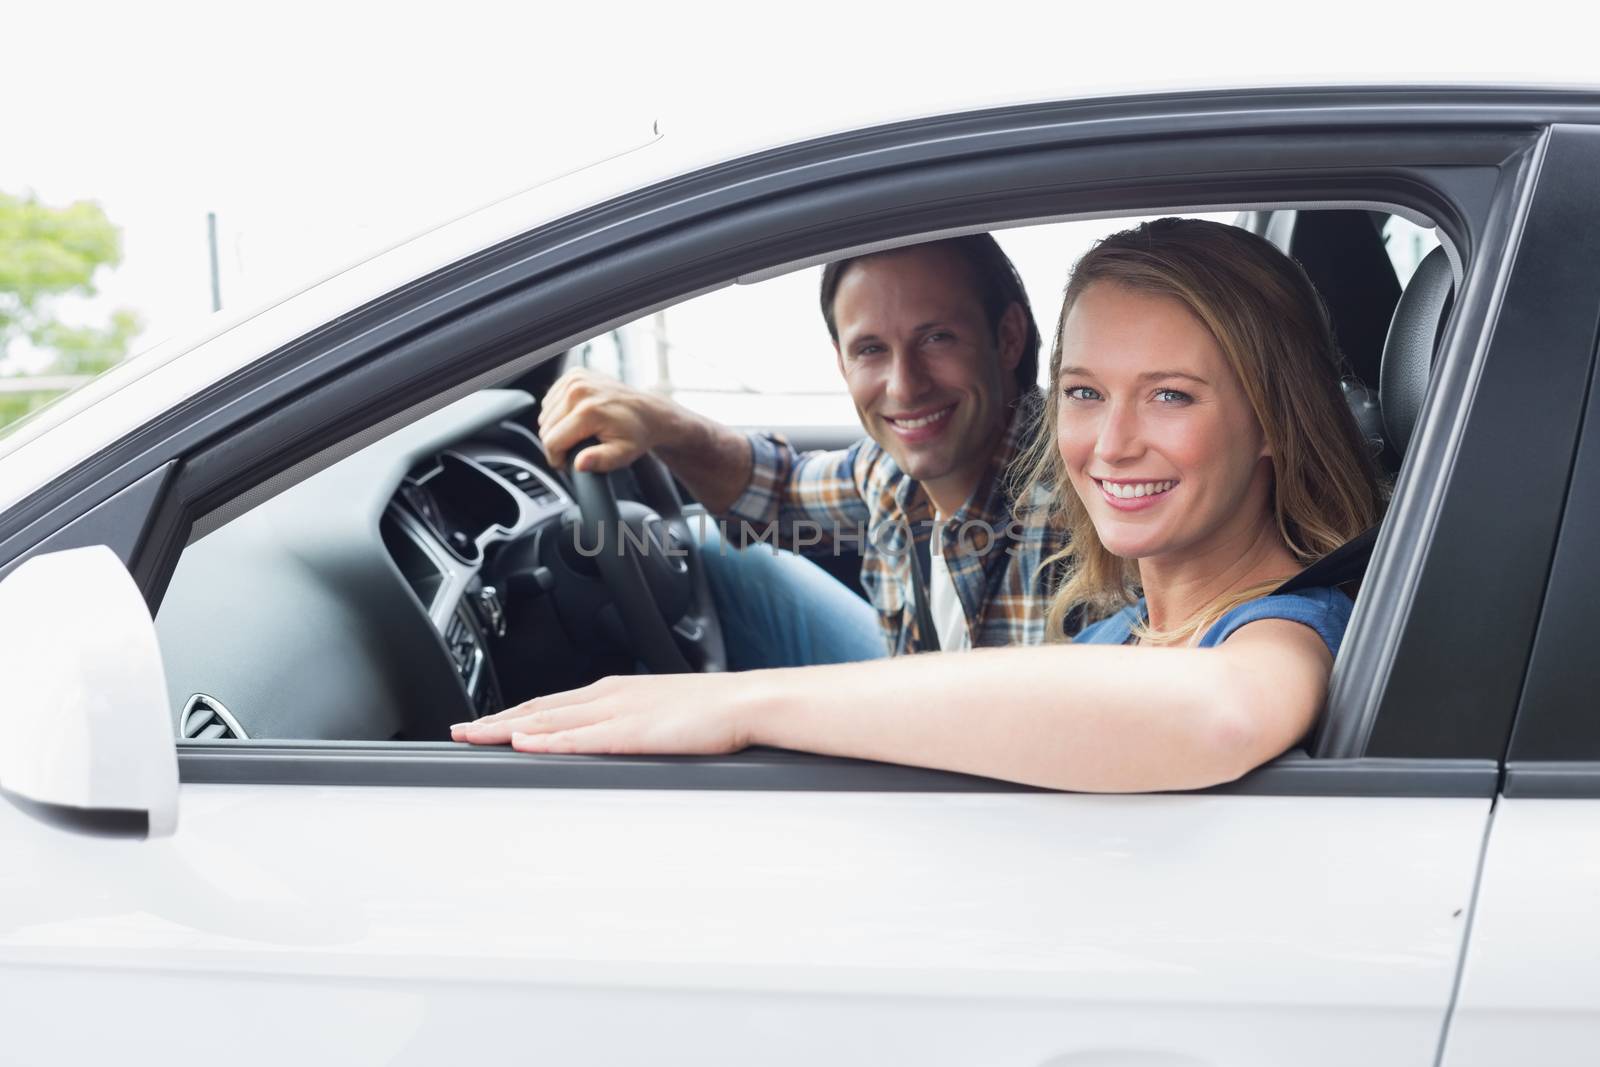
[1072,586,1353,654]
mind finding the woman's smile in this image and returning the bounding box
[1094,477,1179,510]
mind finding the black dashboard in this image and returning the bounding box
[156,390,639,742]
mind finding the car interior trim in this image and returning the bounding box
[158,392,539,738]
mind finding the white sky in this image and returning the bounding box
[5,0,1596,392]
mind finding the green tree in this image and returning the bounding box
[0,191,143,427]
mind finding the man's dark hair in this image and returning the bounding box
[818,233,1041,393]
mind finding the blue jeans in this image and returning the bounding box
[695,520,887,670]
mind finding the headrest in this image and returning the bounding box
[1380,246,1454,458]
[1291,210,1401,391]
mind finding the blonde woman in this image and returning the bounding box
[454,219,1386,792]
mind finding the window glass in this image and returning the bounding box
[571,328,627,381]
[1381,216,1443,286]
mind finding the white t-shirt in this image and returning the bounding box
[927,519,972,652]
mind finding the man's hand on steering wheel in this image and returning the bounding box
[539,368,675,474]
[538,368,728,675]
[538,367,755,516]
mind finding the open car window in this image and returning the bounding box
[157,208,1428,775]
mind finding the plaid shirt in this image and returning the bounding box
[723,390,1067,654]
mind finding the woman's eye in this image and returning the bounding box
[1063,385,1101,402]
[1153,388,1193,404]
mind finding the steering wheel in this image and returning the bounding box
[567,450,727,674]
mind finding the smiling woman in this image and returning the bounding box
[453,218,1388,792]
[1022,217,1386,646]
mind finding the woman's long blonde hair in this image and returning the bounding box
[1014,218,1386,644]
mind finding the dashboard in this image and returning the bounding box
[156,390,636,742]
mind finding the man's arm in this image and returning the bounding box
[538,369,753,514]
[540,369,874,544]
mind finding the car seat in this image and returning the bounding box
[1377,246,1455,469]
[1291,210,1403,393]
[1278,244,1455,594]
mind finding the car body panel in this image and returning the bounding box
[1438,799,1600,1066]
[0,784,1487,1063]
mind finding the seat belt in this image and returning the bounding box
[1273,525,1380,594]
[904,492,941,653]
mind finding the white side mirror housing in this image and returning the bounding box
[0,545,178,838]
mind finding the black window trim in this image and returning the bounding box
[1495,126,1600,779]
[1502,762,1600,799]
[178,741,1500,798]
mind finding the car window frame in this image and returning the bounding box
[1339,123,1600,763]
[8,89,1597,797]
[134,125,1561,793]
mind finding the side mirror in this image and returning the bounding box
[0,545,177,839]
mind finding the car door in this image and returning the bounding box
[3,91,1597,1066]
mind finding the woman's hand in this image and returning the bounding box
[450,673,763,755]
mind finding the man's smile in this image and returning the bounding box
[883,403,957,441]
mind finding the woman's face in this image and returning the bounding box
[1055,281,1275,565]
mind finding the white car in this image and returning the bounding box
[1,85,1596,1065]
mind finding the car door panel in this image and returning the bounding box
[1437,797,1600,1067]
[1,784,1488,1065]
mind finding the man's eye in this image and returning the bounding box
[853,344,884,357]
[1154,388,1193,404]
[1063,385,1101,402]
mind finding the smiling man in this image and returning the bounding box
[538,234,1066,664]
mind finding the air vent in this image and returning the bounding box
[483,460,556,505]
[180,694,249,740]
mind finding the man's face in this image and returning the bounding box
[832,245,1024,512]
